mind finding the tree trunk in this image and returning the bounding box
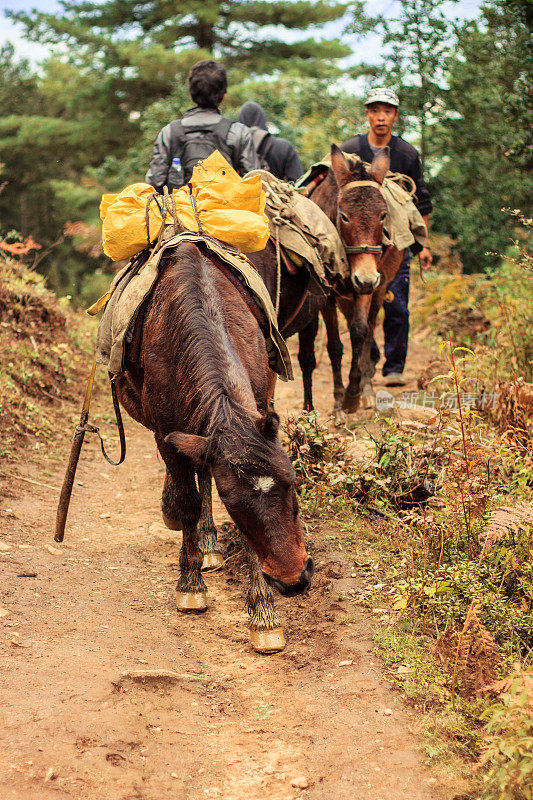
[195,21,215,51]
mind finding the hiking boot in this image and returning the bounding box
[384,372,406,387]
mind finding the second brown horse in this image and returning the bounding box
[310,146,405,424]
[251,145,405,423]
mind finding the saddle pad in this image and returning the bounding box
[245,170,349,296]
[95,231,293,382]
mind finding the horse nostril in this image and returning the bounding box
[262,557,314,596]
[374,274,381,288]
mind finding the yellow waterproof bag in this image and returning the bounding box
[100,151,270,261]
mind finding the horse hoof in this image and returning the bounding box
[250,627,286,654]
[361,393,376,410]
[342,394,361,413]
[162,511,182,531]
[201,552,224,571]
[333,409,346,428]
[176,591,208,612]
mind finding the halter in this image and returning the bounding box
[337,179,386,257]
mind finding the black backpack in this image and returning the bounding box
[168,117,235,186]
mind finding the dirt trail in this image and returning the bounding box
[0,328,446,800]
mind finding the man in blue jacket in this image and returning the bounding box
[341,87,433,386]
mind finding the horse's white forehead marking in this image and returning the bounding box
[254,476,275,493]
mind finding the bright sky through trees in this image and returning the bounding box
[2,0,485,65]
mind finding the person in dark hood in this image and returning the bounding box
[238,102,303,182]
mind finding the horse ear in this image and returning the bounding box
[165,431,211,463]
[370,146,390,185]
[256,410,280,441]
[329,144,353,187]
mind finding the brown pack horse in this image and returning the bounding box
[116,241,313,652]
[250,145,405,424]
[309,146,406,425]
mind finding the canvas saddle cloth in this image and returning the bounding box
[245,170,350,296]
[93,230,293,382]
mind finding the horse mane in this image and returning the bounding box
[340,152,373,180]
[310,152,376,221]
[208,395,281,478]
[321,151,373,182]
[154,243,280,477]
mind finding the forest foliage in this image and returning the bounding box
[0,0,531,298]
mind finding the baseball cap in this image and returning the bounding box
[364,87,399,107]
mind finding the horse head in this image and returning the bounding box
[329,143,389,295]
[165,408,313,596]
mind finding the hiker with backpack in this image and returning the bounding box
[238,102,303,182]
[146,60,259,191]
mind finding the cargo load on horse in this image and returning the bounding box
[100,150,270,261]
[92,151,292,382]
[250,168,350,298]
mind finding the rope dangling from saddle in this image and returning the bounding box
[188,183,204,235]
[76,376,126,466]
[274,223,281,317]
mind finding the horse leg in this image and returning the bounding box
[243,538,285,654]
[360,289,387,409]
[197,466,224,571]
[343,294,373,414]
[321,296,345,427]
[161,466,183,531]
[298,315,319,412]
[155,434,208,612]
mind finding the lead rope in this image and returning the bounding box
[171,190,180,235]
[262,184,284,318]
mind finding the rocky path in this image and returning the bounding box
[0,328,449,800]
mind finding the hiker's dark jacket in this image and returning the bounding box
[238,102,303,183]
[146,107,259,191]
[340,133,433,216]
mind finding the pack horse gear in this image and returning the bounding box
[167,117,234,187]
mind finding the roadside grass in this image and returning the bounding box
[284,375,532,799]
[287,217,533,799]
[0,255,111,470]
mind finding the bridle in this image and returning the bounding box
[336,179,386,257]
[342,242,383,256]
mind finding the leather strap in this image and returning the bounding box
[343,244,383,255]
[340,179,385,196]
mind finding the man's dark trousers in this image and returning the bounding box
[371,251,410,376]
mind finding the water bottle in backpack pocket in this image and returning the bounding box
[169,157,184,189]
[169,118,235,184]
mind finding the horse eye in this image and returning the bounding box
[340,212,350,224]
